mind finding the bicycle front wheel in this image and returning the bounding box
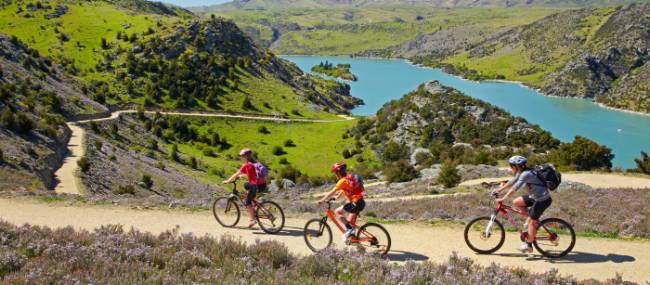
[303,219,332,252]
[533,218,576,258]
[212,197,240,227]
[355,223,391,256]
[464,216,505,254]
[256,201,285,234]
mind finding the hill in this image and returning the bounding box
[0,0,364,191]
[404,4,650,113]
[211,0,644,10]
[0,33,106,191]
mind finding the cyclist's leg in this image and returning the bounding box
[243,182,258,226]
[335,204,351,229]
[513,196,530,217]
[346,199,365,227]
[527,197,552,242]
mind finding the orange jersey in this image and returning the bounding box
[335,174,364,202]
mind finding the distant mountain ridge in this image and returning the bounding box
[214,0,644,9]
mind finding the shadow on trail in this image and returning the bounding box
[252,226,304,237]
[527,252,636,264]
[386,250,429,262]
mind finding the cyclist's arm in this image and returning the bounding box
[500,177,525,200]
[223,170,242,184]
[317,187,340,203]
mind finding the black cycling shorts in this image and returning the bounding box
[523,195,552,220]
[343,199,365,214]
[243,182,258,206]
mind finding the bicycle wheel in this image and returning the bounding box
[212,197,240,227]
[303,218,332,252]
[464,216,505,254]
[533,218,576,258]
[256,201,286,234]
[355,223,391,256]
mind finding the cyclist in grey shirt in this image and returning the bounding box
[493,155,553,253]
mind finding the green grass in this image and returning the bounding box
[0,1,181,80]
[167,116,377,178]
[207,7,561,55]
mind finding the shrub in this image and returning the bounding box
[272,146,286,156]
[89,121,99,133]
[278,158,289,165]
[549,136,613,171]
[342,149,352,159]
[383,160,418,183]
[202,148,216,157]
[0,109,15,129]
[241,97,254,110]
[189,157,198,169]
[291,109,302,116]
[284,139,296,147]
[155,161,165,170]
[77,157,90,173]
[352,162,378,179]
[141,174,153,189]
[116,185,135,195]
[93,140,103,151]
[473,150,497,166]
[258,126,270,134]
[108,155,117,161]
[147,139,158,150]
[634,151,650,174]
[14,113,34,134]
[0,149,3,163]
[437,161,461,188]
[414,151,434,168]
[278,165,302,182]
[381,141,409,162]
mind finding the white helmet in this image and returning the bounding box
[508,155,527,166]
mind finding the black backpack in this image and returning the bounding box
[532,164,562,191]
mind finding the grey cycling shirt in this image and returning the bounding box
[506,170,551,201]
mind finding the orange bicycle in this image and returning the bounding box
[303,198,391,255]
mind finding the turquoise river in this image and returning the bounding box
[282,55,650,169]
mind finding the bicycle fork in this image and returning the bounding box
[484,213,498,238]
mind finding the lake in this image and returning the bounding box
[282,55,650,169]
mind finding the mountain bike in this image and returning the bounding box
[464,193,575,258]
[212,182,285,234]
[303,198,391,255]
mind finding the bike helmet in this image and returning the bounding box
[239,148,252,156]
[508,155,527,166]
[331,162,347,174]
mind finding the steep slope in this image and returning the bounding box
[349,81,560,164]
[214,0,643,9]
[0,0,361,118]
[405,4,650,113]
[0,34,105,191]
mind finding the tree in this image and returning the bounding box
[634,151,650,174]
[437,161,460,188]
[381,141,409,162]
[383,160,418,183]
[77,157,90,173]
[101,37,109,49]
[549,136,613,171]
[272,146,286,156]
[284,139,296,147]
[141,174,153,189]
[258,126,270,134]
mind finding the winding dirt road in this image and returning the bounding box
[53,111,355,195]
[1,198,648,283]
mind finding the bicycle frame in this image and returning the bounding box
[318,200,375,244]
[486,200,558,244]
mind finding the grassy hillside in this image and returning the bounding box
[0,0,361,118]
[209,0,644,10]
[76,112,376,198]
[200,7,559,55]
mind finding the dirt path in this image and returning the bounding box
[54,110,356,195]
[460,173,650,189]
[1,198,647,283]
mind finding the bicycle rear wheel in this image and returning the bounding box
[256,201,285,234]
[303,218,332,252]
[212,197,240,227]
[355,223,391,256]
[533,218,575,258]
[464,216,505,254]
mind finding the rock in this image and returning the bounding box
[453,142,472,149]
[410,147,431,165]
[280,179,295,189]
[419,165,441,180]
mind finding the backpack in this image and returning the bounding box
[531,164,562,191]
[253,162,269,182]
[345,174,364,193]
